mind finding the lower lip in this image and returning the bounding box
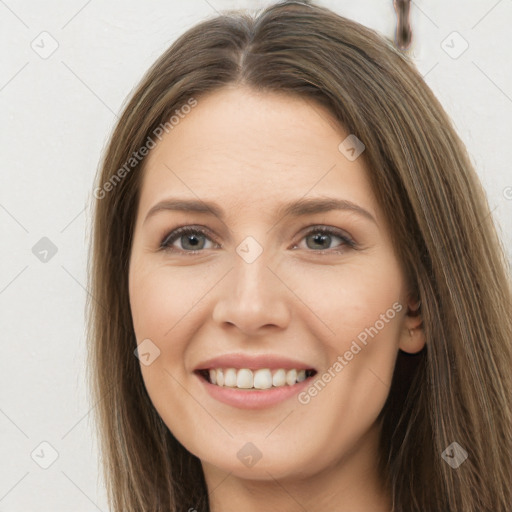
[196,372,313,410]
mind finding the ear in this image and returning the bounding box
[398,296,425,354]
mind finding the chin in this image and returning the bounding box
[194,436,323,482]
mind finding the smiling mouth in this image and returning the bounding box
[196,368,317,390]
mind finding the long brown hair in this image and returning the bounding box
[86,1,512,510]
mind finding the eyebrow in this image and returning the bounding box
[143,196,377,225]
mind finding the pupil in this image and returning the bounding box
[311,233,329,249]
[186,235,200,248]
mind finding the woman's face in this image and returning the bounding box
[128,86,424,482]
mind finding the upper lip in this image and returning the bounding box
[194,353,316,371]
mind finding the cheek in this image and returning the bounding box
[129,263,199,343]
[290,264,403,470]
[128,263,207,443]
[294,253,404,405]
[284,254,404,348]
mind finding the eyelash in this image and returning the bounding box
[159,225,357,256]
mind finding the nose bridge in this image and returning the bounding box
[212,233,290,332]
[232,234,276,306]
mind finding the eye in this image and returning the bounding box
[293,225,356,254]
[159,225,356,255]
[160,226,218,254]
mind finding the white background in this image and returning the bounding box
[1,0,511,510]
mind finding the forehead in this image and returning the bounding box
[137,86,378,221]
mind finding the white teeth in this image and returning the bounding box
[253,369,272,389]
[205,367,311,389]
[272,369,286,387]
[237,368,253,389]
[286,369,297,386]
[224,368,237,387]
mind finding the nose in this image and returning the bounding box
[212,247,291,336]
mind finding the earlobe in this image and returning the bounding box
[399,299,426,354]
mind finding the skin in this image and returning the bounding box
[128,85,425,512]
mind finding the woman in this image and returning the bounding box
[87,1,512,511]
